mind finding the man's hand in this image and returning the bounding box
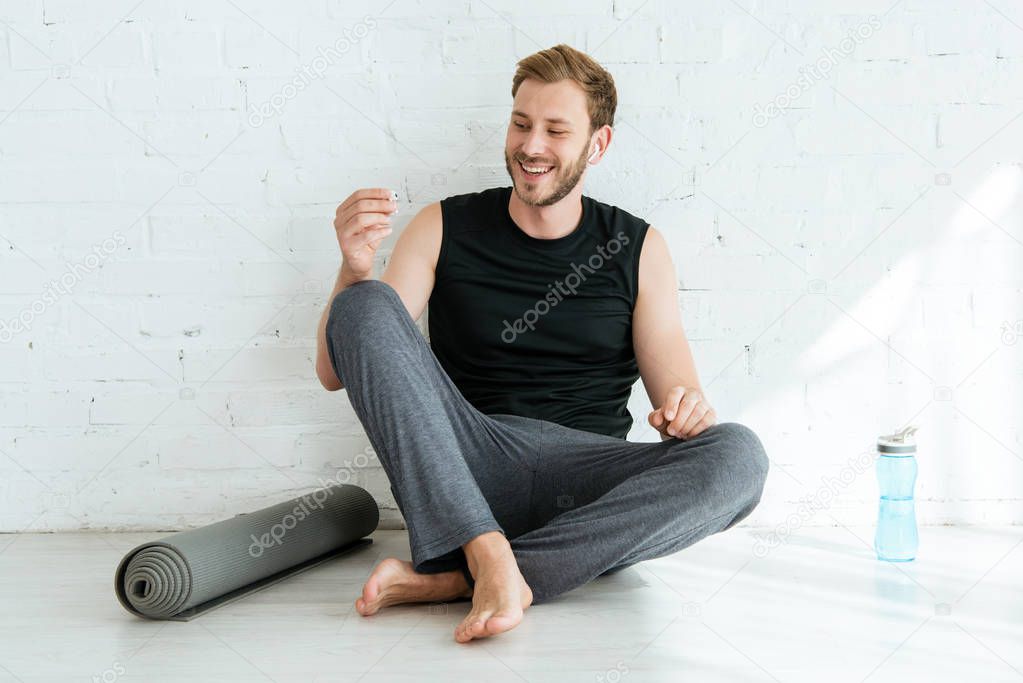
[648,386,717,440]
[334,188,399,280]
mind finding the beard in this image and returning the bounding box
[504,140,589,208]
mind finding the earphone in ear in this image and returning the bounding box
[587,144,600,163]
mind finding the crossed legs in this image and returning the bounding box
[325,279,769,641]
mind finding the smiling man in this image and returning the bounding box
[316,44,769,644]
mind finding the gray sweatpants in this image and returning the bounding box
[325,278,769,604]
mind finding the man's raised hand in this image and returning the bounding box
[333,187,399,279]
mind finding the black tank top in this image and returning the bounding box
[428,185,650,439]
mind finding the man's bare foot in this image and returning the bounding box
[454,531,533,644]
[355,558,472,616]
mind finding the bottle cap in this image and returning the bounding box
[878,425,918,454]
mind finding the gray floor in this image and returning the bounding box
[2,526,1021,682]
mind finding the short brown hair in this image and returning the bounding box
[511,44,617,133]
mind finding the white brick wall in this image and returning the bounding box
[1,0,1021,534]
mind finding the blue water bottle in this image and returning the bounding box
[875,426,919,562]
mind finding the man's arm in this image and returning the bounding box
[314,266,370,391]
[632,226,711,438]
[315,201,443,391]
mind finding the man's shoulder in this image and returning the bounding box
[585,193,650,228]
[584,194,652,248]
[441,185,509,209]
[438,185,509,234]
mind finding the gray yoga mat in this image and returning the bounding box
[115,484,379,620]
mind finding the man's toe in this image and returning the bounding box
[456,616,476,640]
[468,617,488,638]
[485,611,518,635]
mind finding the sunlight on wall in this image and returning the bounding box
[743,164,1023,524]
[801,166,1020,375]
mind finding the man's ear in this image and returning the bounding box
[587,125,613,164]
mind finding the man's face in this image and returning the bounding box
[504,78,593,208]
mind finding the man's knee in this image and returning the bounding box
[680,422,768,531]
[328,279,398,332]
[713,421,769,505]
[720,419,769,482]
[324,279,400,384]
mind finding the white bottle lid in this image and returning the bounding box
[878,425,918,454]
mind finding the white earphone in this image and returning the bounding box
[588,144,600,163]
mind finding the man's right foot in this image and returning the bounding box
[355,558,471,616]
[454,532,533,644]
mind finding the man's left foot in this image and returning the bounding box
[355,558,471,615]
[454,532,533,643]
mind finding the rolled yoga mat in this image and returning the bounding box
[115,484,379,621]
